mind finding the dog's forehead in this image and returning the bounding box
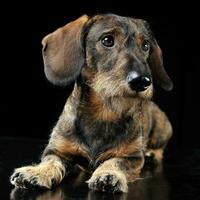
[87,14,149,39]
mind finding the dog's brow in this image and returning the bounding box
[96,27,123,41]
[100,28,120,35]
[128,18,149,36]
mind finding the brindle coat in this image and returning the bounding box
[10,14,173,193]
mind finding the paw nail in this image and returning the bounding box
[11,172,20,180]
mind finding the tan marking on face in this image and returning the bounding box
[91,72,128,97]
[135,32,144,46]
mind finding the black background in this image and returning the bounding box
[1,1,200,151]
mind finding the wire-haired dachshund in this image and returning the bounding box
[10,14,173,193]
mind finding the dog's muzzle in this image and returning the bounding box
[127,71,151,92]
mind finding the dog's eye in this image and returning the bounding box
[142,40,151,52]
[101,35,115,47]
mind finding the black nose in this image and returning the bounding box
[127,72,151,92]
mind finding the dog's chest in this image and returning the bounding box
[74,115,135,159]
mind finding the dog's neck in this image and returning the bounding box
[72,82,149,158]
[77,81,149,122]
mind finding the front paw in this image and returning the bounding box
[10,166,55,189]
[87,171,128,193]
[10,162,65,190]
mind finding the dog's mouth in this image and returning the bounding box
[123,83,153,99]
[135,84,153,99]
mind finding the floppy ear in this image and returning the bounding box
[148,40,173,91]
[42,15,89,85]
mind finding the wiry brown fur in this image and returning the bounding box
[10,14,173,193]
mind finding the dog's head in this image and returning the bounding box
[42,14,173,99]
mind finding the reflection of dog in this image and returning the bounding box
[10,14,173,193]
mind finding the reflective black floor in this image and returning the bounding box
[0,137,200,200]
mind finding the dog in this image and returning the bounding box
[10,14,173,193]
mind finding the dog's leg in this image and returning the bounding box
[10,114,72,190]
[87,154,144,193]
[10,154,66,189]
[145,103,172,165]
[10,134,89,189]
[10,85,84,189]
[10,135,89,189]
